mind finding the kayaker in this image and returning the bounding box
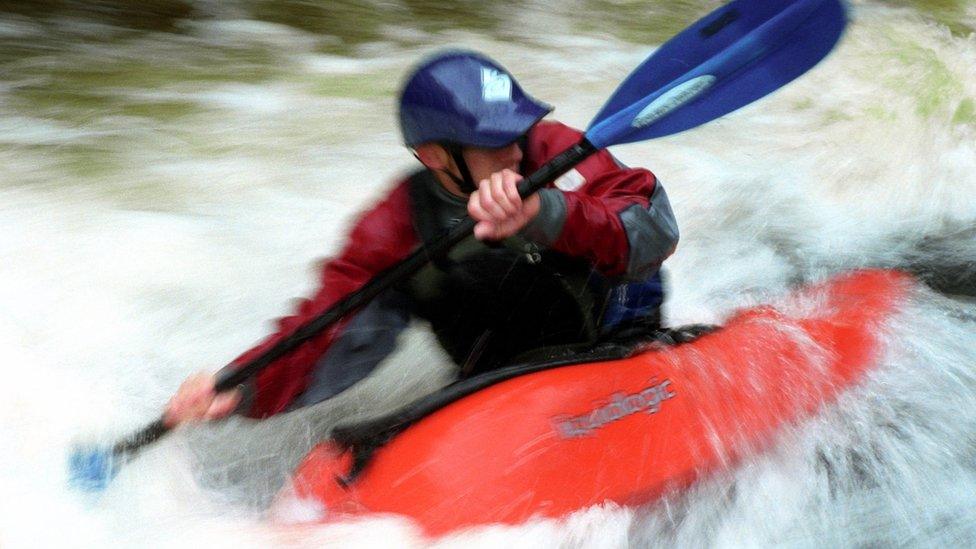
[163,50,679,425]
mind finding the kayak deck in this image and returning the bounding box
[277,269,911,535]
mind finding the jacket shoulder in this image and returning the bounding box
[525,120,585,168]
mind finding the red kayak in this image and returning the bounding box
[275,269,910,535]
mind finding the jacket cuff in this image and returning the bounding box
[520,188,566,246]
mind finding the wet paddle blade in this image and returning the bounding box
[68,445,119,492]
[585,0,847,148]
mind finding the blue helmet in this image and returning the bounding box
[398,50,553,148]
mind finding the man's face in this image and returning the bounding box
[414,139,525,197]
[459,140,524,186]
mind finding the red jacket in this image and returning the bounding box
[233,121,660,418]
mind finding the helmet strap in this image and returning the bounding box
[443,143,478,194]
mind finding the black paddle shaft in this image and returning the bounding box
[111,137,598,459]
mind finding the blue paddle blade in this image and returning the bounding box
[585,0,847,149]
[68,446,119,492]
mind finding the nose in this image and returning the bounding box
[506,141,523,167]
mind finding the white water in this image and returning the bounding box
[2,2,975,547]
